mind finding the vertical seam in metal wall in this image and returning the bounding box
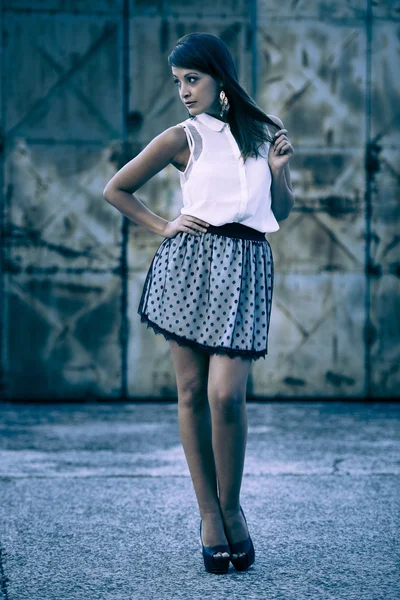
[120,0,130,399]
[364,0,372,398]
[0,0,5,399]
[247,0,257,398]
[250,0,258,101]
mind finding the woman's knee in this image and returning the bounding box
[168,341,209,410]
[178,379,208,411]
[207,354,251,421]
[208,388,245,422]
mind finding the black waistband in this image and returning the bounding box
[206,222,266,241]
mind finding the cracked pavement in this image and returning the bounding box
[0,400,399,600]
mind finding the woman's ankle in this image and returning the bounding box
[219,504,241,519]
[200,506,223,521]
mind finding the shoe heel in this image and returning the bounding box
[229,505,255,572]
[200,520,230,575]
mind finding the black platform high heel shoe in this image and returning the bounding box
[228,505,255,572]
[199,520,231,574]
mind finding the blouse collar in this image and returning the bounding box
[193,112,228,132]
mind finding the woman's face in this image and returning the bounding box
[171,67,222,119]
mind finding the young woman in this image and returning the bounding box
[103,32,294,575]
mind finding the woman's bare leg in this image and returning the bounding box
[168,340,229,558]
[207,354,253,559]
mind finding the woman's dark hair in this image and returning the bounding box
[167,32,280,162]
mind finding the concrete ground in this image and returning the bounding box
[0,400,398,600]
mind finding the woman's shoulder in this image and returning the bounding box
[143,125,189,167]
[174,116,196,129]
[160,124,189,146]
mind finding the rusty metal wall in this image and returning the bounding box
[1,0,398,399]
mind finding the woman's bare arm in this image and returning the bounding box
[103,126,187,236]
[267,114,295,221]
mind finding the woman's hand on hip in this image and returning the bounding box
[162,215,210,238]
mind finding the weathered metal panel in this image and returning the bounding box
[1,1,398,399]
[5,140,122,272]
[4,1,123,12]
[369,146,400,397]
[370,23,400,145]
[134,0,249,17]
[2,8,124,398]
[370,275,400,396]
[4,272,122,398]
[257,21,367,147]
[258,0,367,20]
[369,21,400,397]
[250,18,369,396]
[253,273,366,397]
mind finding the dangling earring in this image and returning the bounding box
[219,90,230,119]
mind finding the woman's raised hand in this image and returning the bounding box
[268,128,294,171]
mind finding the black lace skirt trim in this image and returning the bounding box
[138,311,268,361]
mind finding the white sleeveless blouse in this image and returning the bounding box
[176,112,279,234]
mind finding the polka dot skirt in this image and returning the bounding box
[137,224,274,361]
